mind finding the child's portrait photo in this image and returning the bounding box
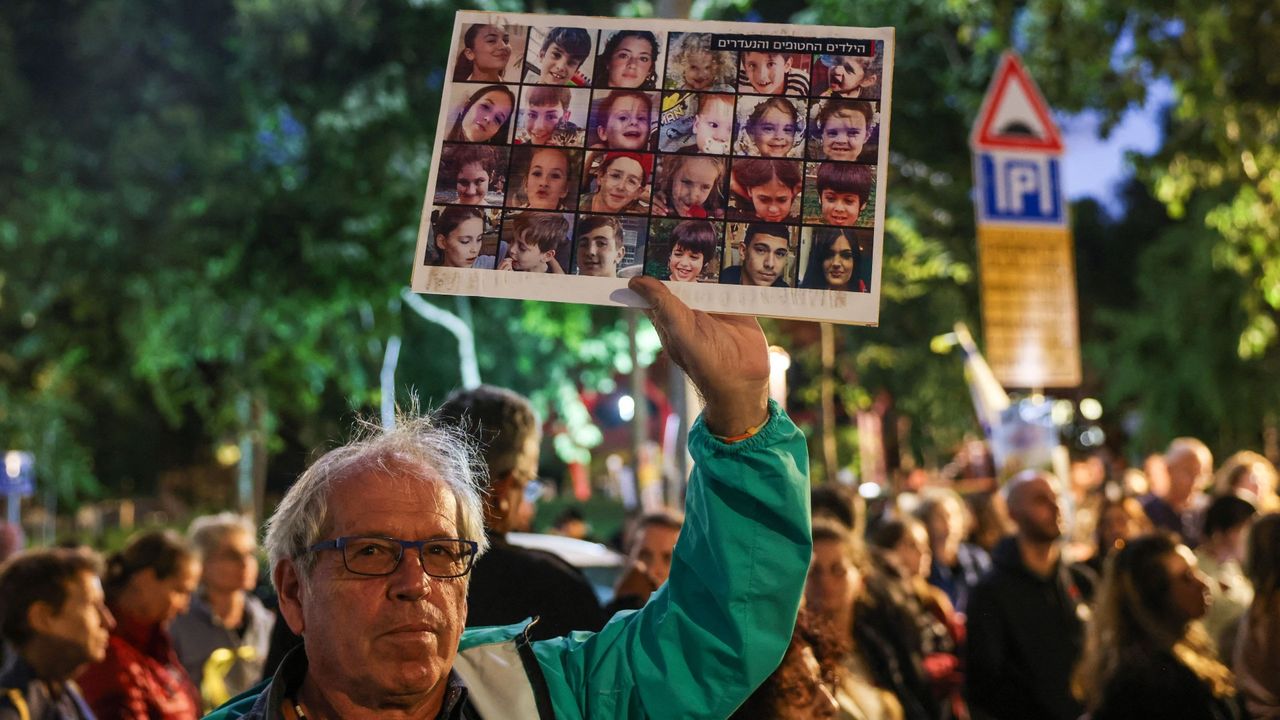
[650,154,726,219]
[737,51,811,96]
[578,151,653,216]
[523,26,595,86]
[452,22,528,84]
[434,143,510,206]
[426,205,502,269]
[658,92,736,155]
[515,85,590,147]
[802,161,875,227]
[507,146,583,212]
[811,49,882,99]
[586,90,657,151]
[798,226,873,292]
[663,33,736,92]
[720,221,798,287]
[444,83,517,145]
[496,210,574,273]
[734,95,806,158]
[728,157,803,223]
[572,214,649,277]
[808,98,878,162]
[644,218,723,283]
[594,30,663,90]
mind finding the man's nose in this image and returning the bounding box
[389,553,432,600]
[99,603,117,631]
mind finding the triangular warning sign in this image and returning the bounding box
[970,51,1064,152]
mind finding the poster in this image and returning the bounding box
[412,12,894,325]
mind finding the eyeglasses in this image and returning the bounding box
[306,536,479,578]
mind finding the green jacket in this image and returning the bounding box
[207,401,811,719]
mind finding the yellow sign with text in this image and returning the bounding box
[977,225,1081,388]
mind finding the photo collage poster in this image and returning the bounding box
[412,11,894,325]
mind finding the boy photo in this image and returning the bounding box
[719,222,797,287]
[644,218,723,282]
[802,161,875,227]
[737,51,810,96]
[808,98,877,162]
[515,86,589,147]
[812,50,882,99]
[572,214,649,277]
[496,210,573,273]
[523,26,594,86]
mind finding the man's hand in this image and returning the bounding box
[628,276,769,438]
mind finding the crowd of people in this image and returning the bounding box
[0,278,1277,719]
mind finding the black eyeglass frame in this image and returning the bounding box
[305,535,479,578]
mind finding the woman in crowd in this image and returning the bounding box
[1231,512,1280,717]
[729,612,842,720]
[806,519,934,720]
[445,85,515,144]
[801,229,866,292]
[1215,450,1280,512]
[594,31,658,89]
[171,513,275,712]
[1078,492,1152,577]
[1073,533,1239,720]
[79,529,202,720]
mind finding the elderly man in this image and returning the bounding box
[209,276,811,719]
[1142,436,1214,548]
[965,470,1096,720]
[0,548,115,719]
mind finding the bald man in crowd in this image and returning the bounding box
[965,470,1097,720]
[1142,437,1214,548]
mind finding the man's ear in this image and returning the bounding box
[27,600,57,636]
[275,559,307,636]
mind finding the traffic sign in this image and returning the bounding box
[3,451,35,497]
[975,151,1065,226]
[970,52,1064,153]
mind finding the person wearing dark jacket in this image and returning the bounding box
[965,470,1096,720]
[438,385,606,640]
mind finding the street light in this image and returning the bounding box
[768,346,791,409]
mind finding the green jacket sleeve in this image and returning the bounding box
[531,400,812,719]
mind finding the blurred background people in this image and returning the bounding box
[1215,450,1279,513]
[0,548,113,719]
[729,613,842,720]
[917,489,990,615]
[1073,533,1237,720]
[606,509,682,615]
[171,513,275,712]
[1077,492,1152,577]
[78,529,201,720]
[1194,495,1256,648]
[1143,437,1213,547]
[1230,512,1280,717]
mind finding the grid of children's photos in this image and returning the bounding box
[417,14,892,323]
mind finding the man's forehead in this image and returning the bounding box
[328,461,461,533]
[749,234,788,248]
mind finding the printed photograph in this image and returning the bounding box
[733,95,806,158]
[523,26,595,86]
[586,89,657,151]
[433,143,510,206]
[811,47,883,99]
[807,98,878,162]
[798,226,873,292]
[443,83,517,145]
[651,154,726,219]
[644,218,723,282]
[727,157,804,223]
[452,22,528,84]
[737,51,812,96]
[657,92,736,155]
[801,161,876,227]
[515,85,590,147]
[578,150,653,215]
[425,205,502,269]
[506,146,583,211]
[494,210,575,273]
[720,221,798,287]
[663,33,736,91]
[572,214,650,277]
[594,30,664,90]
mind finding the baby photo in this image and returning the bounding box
[434,144,510,206]
[443,83,517,145]
[801,161,875,227]
[737,51,811,96]
[523,26,595,86]
[506,146,583,212]
[594,30,664,90]
[514,86,590,147]
[495,210,574,273]
[426,205,502,269]
[733,95,806,158]
[812,50,883,99]
[586,90,657,150]
[727,157,803,223]
[807,98,878,162]
[644,218,723,283]
[657,92,736,155]
[650,154,726,219]
[452,22,528,84]
[663,33,736,92]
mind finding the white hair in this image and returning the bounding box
[187,512,257,560]
[263,412,490,585]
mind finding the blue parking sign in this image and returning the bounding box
[3,451,35,497]
[976,152,1065,226]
